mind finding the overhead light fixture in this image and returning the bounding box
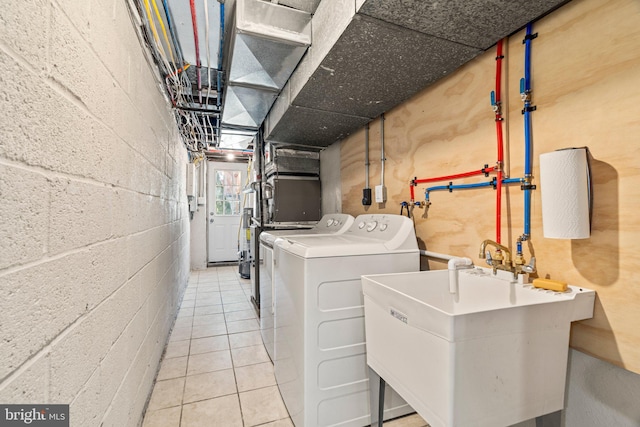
[226,153,236,161]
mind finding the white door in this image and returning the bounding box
[207,162,247,263]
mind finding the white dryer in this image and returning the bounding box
[259,214,355,362]
[274,214,419,427]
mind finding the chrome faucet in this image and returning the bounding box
[518,256,537,274]
[478,239,513,275]
[513,236,537,276]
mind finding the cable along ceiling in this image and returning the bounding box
[126,0,312,161]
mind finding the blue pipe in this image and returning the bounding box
[425,178,525,202]
[447,182,493,190]
[218,3,225,68]
[425,181,493,202]
[502,178,524,184]
[524,23,533,93]
[426,185,450,193]
[522,22,535,238]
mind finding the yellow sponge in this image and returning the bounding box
[532,278,568,292]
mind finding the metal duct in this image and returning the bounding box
[221,0,311,130]
[218,128,257,150]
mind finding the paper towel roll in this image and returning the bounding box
[539,148,591,239]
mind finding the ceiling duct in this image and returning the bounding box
[264,0,571,147]
[221,0,312,130]
[218,128,257,150]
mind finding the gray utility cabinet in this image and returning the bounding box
[264,143,321,224]
[265,144,320,177]
[268,177,321,223]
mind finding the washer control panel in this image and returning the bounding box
[347,214,413,238]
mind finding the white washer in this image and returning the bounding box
[274,214,419,427]
[259,214,355,362]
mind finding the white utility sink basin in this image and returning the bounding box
[362,267,595,427]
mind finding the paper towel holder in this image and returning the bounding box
[565,147,593,235]
[540,147,593,239]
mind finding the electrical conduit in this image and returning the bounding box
[365,124,370,189]
[204,0,212,107]
[142,0,167,60]
[362,124,372,206]
[217,1,225,109]
[380,114,386,189]
[151,0,176,64]
[162,0,185,67]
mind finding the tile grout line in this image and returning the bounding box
[178,272,197,427]
[146,268,267,426]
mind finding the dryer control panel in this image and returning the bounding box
[314,213,355,232]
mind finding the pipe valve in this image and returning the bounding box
[490,91,502,114]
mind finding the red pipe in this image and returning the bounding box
[408,39,506,239]
[413,167,495,185]
[189,0,202,104]
[495,39,505,243]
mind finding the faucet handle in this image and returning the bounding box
[521,256,537,273]
[484,250,493,266]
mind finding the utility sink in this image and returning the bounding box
[361,268,595,427]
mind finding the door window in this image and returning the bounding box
[214,170,242,215]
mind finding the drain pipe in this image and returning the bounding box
[420,250,473,294]
[362,124,372,205]
[375,114,387,203]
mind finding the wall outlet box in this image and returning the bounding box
[188,197,197,212]
[362,188,372,206]
[375,185,387,203]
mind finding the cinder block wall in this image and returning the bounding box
[0,1,190,426]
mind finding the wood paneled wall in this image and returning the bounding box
[340,0,640,374]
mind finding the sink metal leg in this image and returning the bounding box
[369,367,386,427]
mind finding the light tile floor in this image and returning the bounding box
[142,266,428,427]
